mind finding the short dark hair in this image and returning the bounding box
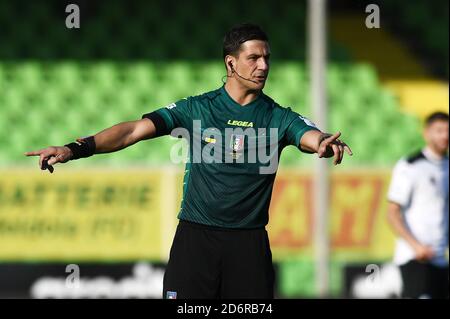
[425,111,449,126]
[222,23,268,59]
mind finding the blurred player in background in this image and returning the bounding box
[24,24,352,299]
[387,112,449,299]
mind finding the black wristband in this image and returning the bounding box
[142,111,169,137]
[65,136,96,160]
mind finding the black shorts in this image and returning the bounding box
[400,260,449,299]
[163,220,275,299]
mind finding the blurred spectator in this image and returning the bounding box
[387,111,449,299]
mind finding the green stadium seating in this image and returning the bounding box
[0,0,427,167]
[0,60,423,168]
[0,0,352,61]
[379,0,448,78]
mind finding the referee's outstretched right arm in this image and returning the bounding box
[24,118,157,173]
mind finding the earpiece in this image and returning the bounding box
[228,61,234,71]
[226,60,258,84]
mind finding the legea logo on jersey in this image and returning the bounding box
[227,120,254,128]
[169,120,279,174]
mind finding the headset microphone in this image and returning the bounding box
[228,62,259,84]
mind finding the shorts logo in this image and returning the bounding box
[165,103,177,109]
[166,291,177,299]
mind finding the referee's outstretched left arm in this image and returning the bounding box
[299,130,353,165]
[24,118,158,173]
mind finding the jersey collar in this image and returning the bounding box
[220,85,263,108]
[423,147,448,164]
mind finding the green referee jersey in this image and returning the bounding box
[143,85,319,228]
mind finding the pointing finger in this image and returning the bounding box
[24,150,43,156]
[325,132,341,144]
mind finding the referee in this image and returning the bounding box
[25,24,352,299]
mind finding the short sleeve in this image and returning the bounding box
[142,97,192,136]
[283,109,320,151]
[387,159,414,207]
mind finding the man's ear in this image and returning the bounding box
[225,56,235,74]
